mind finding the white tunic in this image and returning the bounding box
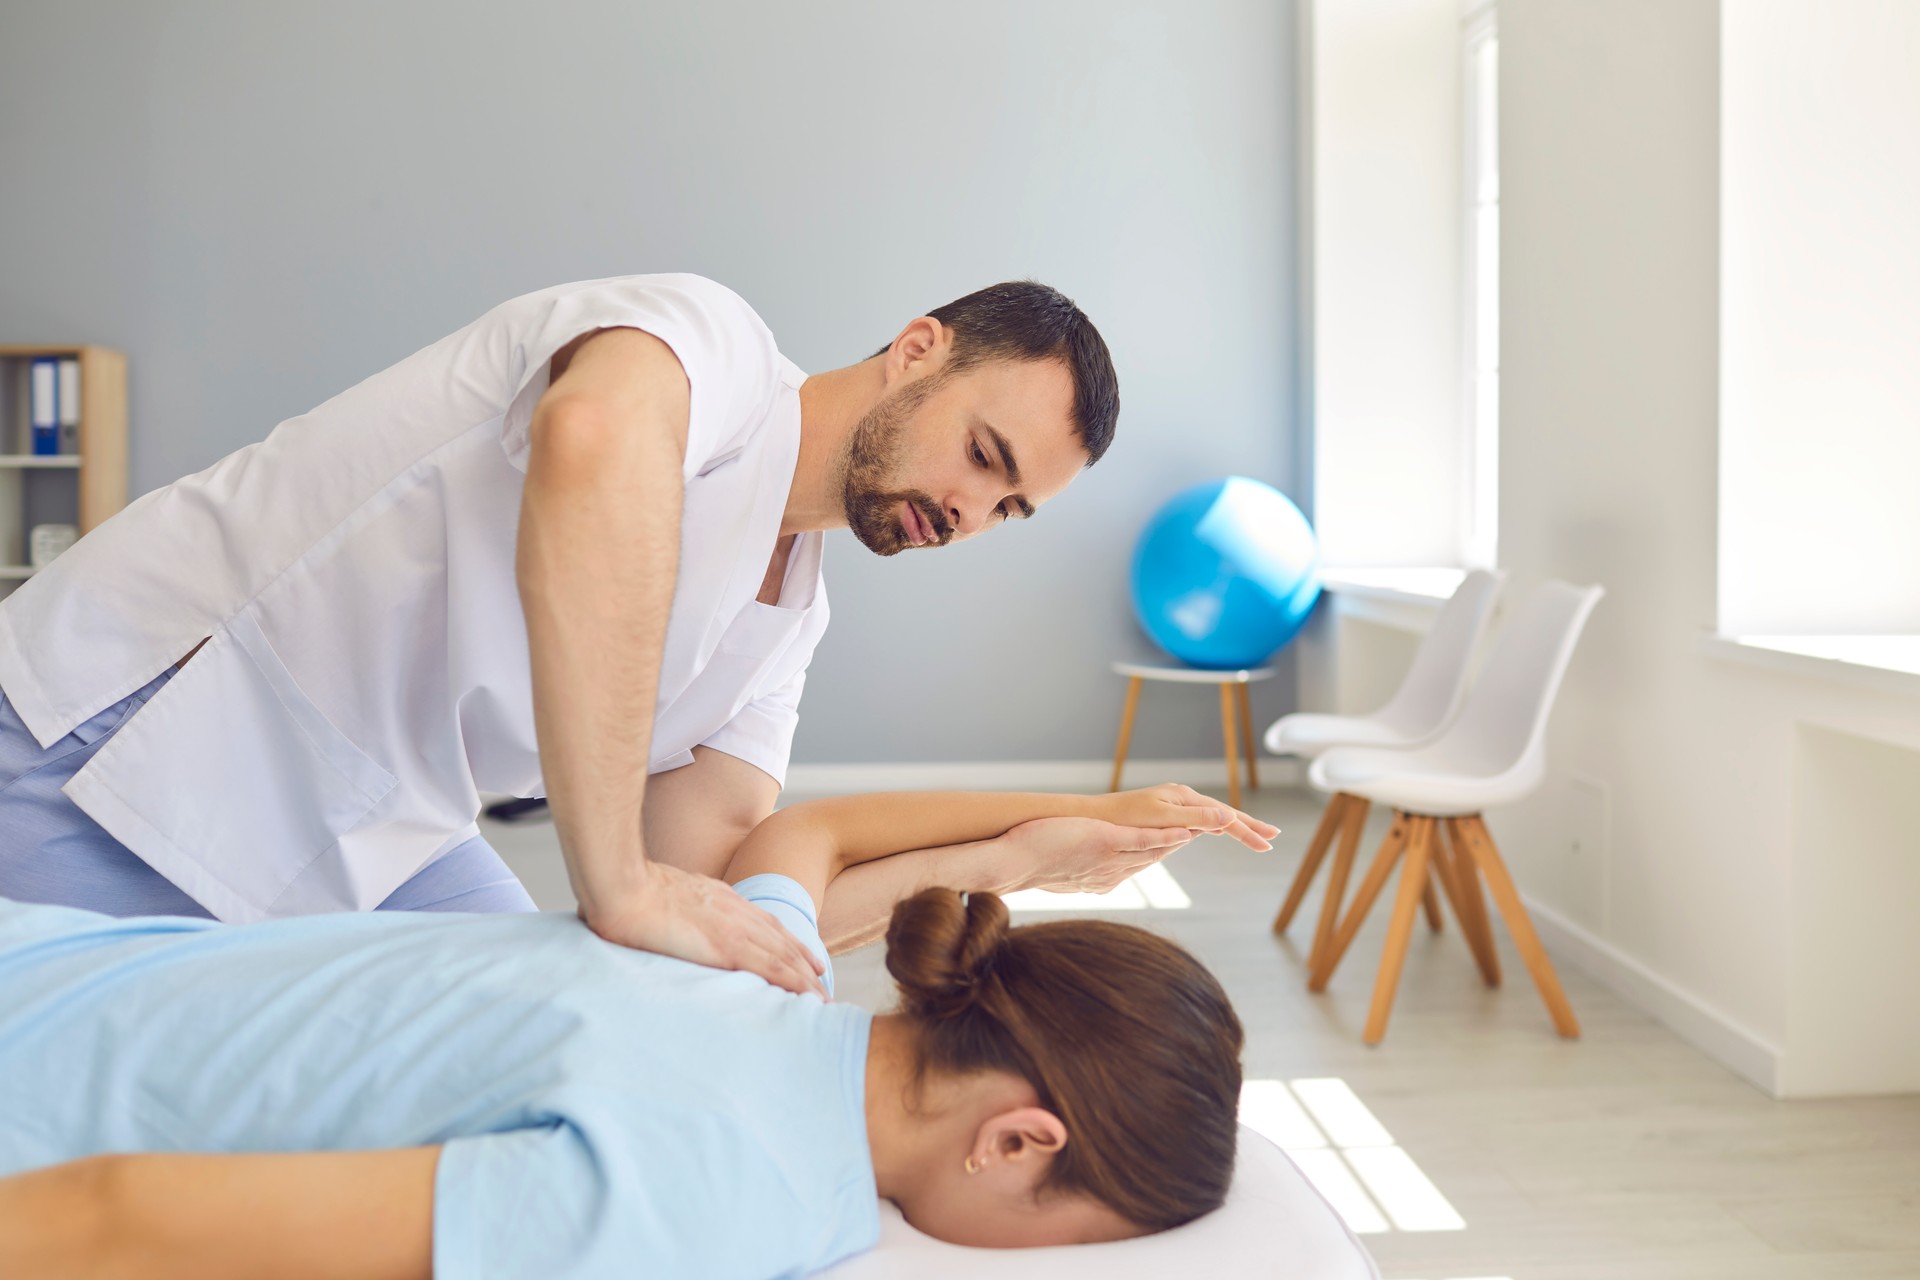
[0,275,829,923]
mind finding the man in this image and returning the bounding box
[0,275,1269,995]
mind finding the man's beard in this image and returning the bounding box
[840,374,950,557]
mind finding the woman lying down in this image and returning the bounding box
[0,786,1260,1279]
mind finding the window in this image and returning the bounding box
[1719,0,1920,639]
[1460,3,1499,569]
[1306,0,1498,576]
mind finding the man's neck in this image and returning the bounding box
[784,358,885,538]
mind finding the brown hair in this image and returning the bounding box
[872,281,1120,465]
[884,888,1243,1231]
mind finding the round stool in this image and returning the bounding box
[1109,660,1275,809]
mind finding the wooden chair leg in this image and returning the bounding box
[1442,818,1502,987]
[1272,793,1348,933]
[1235,682,1259,792]
[1455,816,1579,1037]
[1421,877,1444,932]
[1364,816,1435,1045]
[1109,677,1142,793]
[1309,810,1407,991]
[1427,829,1468,932]
[1306,796,1369,974]
[1217,683,1242,810]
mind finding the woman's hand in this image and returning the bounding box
[998,817,1200,895]
[1091,783,1277,851]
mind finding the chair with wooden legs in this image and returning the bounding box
[1265,570,1505,970]
[1304,580,1604,1045]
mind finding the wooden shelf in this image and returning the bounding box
[0,346,125,592]
[0,455,82,468]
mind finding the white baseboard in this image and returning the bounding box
[1523,894,1783,1096]
[784,757,1304,796]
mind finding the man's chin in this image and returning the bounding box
[849,522,909,558]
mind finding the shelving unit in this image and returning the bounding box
[0,345,127,598]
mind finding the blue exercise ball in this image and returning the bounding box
[1129,477,1323,669]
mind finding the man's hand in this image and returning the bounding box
[1090,783,1278,851]
[997,816,1199,895]
[583,861,828,998]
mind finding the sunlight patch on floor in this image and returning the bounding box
[1241,1078,1466,1235]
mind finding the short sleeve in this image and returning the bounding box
[434,1124,608,1280]
[700,664,807,788]
[488,274,782,481]
[732,871,833,995]
[435,1114,821,1279]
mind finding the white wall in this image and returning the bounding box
[1312,0,1920,1096]
[1720,0,1920,634]
[1308,0,1465,567]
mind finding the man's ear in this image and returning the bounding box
[970,1106,1068,1182]
[885,316,948,381]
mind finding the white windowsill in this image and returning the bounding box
[1319,567,1466,635]
[1699,633,1920,700]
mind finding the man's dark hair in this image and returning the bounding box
[875,281,1119,465]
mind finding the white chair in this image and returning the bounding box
[1266,569,1506,972]
[1305,581,1605,1045]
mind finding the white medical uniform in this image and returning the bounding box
[0,274,829,923]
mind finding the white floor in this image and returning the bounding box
[486,785,1920,1280]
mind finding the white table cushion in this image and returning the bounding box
[816,1124,1380,1279]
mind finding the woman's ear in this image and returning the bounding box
[968,1106,1068,1183]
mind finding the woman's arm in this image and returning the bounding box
[726,785,1276,930]
[0,1147,438,1280]
[815,818,1205,952]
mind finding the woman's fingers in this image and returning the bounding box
[1159,802,1274,850]
[1121,825,1194,851]
[1224,817,1274,851]
[1172,802,1237,830]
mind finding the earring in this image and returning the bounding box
[964,1156,982,1175]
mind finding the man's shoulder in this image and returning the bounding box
[518,272,769,332]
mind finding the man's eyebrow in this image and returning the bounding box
[982,422,1024,488]
[981,422,1035,519]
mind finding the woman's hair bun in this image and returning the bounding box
[884,887,1011,1019]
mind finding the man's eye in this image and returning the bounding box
[969,442,988,468]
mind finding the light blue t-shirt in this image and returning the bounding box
[0,875,877,1280]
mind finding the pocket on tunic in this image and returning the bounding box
[62,612,398,922]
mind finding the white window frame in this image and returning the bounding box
[1458,1,1499,569]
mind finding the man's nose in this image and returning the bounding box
[944,492,990,540]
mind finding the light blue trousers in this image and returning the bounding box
[0,670,536,917]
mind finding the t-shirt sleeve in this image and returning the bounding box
[731,871,833,996]
[699,663,807,789]
[433,1123,609,1280]
[487,274,781,481]
[434,1116,818,1280]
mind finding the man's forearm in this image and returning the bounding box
[818,836,1025,953]
[518,399,682,923]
